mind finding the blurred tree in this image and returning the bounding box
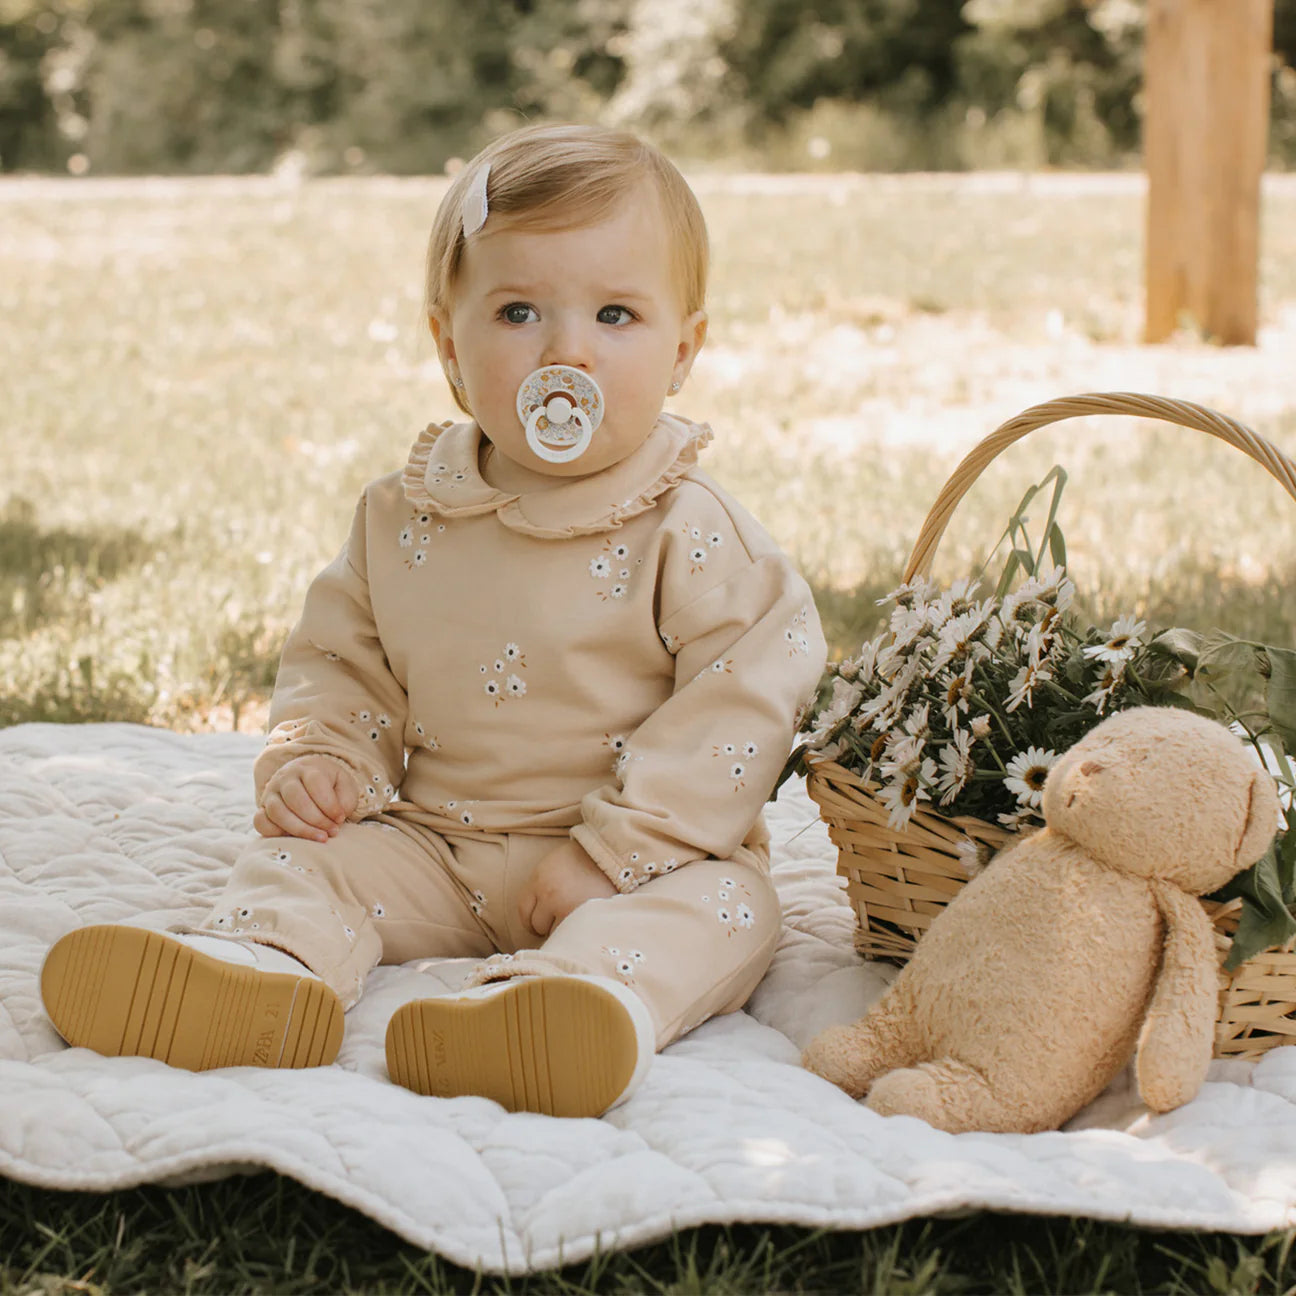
[80,0,286,173]
[955,0,1143,164]
[720,0,972,125]
[1,0,1295,173]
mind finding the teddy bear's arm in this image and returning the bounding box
[1135,881,1218,1113]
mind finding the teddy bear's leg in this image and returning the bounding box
[801,987,924,1099]
[866,1058,1045,1134]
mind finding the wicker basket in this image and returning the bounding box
[805,392,1296,1061]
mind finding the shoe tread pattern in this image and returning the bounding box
[385,978,636,1118]
[41,925,342,1071]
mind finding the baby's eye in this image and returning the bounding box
[499,302,538,325]
[597,305,635,326]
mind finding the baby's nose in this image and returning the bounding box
[540,319,593,370]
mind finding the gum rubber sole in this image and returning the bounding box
[385,978,638,1118]
[40,925,343,1071]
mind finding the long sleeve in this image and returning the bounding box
[572,491,828,891]
[253,491,409,818]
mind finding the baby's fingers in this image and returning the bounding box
[299,765,352,824]
[263,783,333,842]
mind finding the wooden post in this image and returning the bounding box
[1144,0,1274,345]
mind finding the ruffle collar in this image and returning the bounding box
[400,414,713,539]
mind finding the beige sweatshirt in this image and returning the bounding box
[255,414,828,893]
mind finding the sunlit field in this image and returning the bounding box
[2,171,1295,738]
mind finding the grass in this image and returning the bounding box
[3,1173,1295,1294]
[3,171,1296,1290]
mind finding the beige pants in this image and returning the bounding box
[195,816,780,1049]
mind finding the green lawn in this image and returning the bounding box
[3,172,1296,1292]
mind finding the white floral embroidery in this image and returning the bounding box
[271,849,292,865]
[471,890,487,915]
[372,902,386,918]
[603,733,627,771]
[714,742,737,757]
[343,925,356,941]
[706,531,724,548]
[617,867,637,888]
[503,643,523,662]
[494,658,505,673]
[398,526,414,548]
[212,913,232,929]
[785,606,812,656]
[589,556,612,579]
[702,879,756,937]
[484,679,501,702]
[728,762,747,789]
[412,721,440,751]
[505,674,526,698]
[603,945,646,985]
[742,741,760,759]
[688,546,708,572]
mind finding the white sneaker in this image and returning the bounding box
[385,974,655,1118]
[41,925,343,1071]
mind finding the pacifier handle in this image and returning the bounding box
[525,398,593,464]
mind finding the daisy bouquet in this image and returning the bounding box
[782,469,1295,969]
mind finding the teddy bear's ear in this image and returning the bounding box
[1235,770,1283,870]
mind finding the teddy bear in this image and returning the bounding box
[802,706,1282,1134]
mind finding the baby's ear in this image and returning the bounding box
[1235,769,1282,869]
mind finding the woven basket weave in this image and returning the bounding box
[805,392,1296,1061]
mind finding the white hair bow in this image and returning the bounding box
[462,163,490,238]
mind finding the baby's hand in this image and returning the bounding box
[255,756,358,842]
[518,839,617,937]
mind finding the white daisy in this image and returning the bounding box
[505,674,526,698]
[935,729,974,807]
[1004,746,1058,809]
[589,556,612,579]
[398,526,414,548]
[1083,661,1127,714]
[879,757,938,830]
[735,904,754,929]
[1083,615,1148,665]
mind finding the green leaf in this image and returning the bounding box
[1032,465,1068,574]
[1147,627,1203,672]
[1213,835,1296,970]
[1192,633,1262,695]
[1263,646,1296,751]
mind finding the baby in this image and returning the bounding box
[41,123,828,1118]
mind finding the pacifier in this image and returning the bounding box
[515,365,605,464]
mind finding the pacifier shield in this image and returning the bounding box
[516,365,605,464]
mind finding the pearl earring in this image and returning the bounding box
[669,380,681,393]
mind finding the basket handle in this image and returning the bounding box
[903,392,1296,582]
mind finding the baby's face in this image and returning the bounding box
[434,182,706,478]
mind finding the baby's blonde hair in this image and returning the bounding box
[425,122,709,330]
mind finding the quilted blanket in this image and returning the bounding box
[2,723,1295,1274]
